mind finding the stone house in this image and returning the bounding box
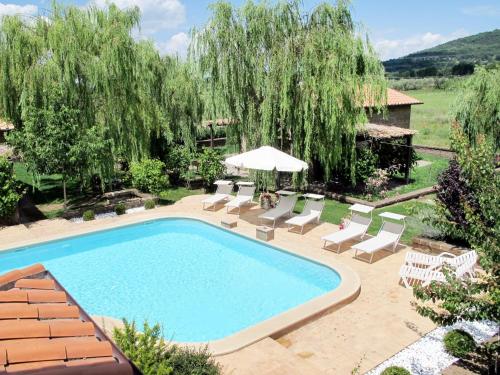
[365,88,422,129]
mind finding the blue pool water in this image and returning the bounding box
[0,218,341,342]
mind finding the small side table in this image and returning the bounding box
[256,226,274,241]
[221,217,237,229]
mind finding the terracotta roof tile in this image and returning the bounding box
[0,265,137,374]
[0,321,50,340]
[5,360,65,373]
[49,321,95,337]
[27,290,67,304]
[6,341,66,364]
[37,304,80,319]
[0,291,27,303]
[66,341,113,359]
[0,304,38,319]
[14,279,55,290]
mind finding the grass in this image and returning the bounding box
[158,186,204,205]
[404,88,458,148]
[294,197,433,245]
[385,152,449,197]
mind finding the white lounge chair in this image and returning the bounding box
[225,185,256,214]
[352,212,406,263]
[258,195,298,228]
[404,250,478,270]
[202,181,233,211]
[322,205,374,252]
[285,199,325,234]
[399,258,476,288]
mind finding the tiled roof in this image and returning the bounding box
[0,264,139,375]
[364,88,423,108]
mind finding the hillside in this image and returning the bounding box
[383,29,500,77]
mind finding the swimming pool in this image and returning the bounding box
[0,218,341,343]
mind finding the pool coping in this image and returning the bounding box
[0,213,361,356]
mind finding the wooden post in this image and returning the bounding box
[209,124,214,148]
[405,135,412,183]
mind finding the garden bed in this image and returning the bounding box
[62,189,155,220]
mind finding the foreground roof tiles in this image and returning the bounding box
[0,264,139,375]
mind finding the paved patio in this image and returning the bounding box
[0,194,435,374]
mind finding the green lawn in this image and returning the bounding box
[404,88,458,148]
[385,152,449,197]
[158,187,204,205]
[294,197,432,245]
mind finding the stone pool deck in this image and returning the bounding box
[0,194,435,374]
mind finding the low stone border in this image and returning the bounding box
[412,236,469,256]
[308,185,437,209]
[62,189,156,220]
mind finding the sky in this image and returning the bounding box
[0,0,499,60]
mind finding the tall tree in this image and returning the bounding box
[452,66,500,150]
[192,0,386,181]
[0,3,203,192]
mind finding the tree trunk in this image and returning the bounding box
[62,176,67,210]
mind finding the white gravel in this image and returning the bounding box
[70,206,145,223]
[367,320,498,375]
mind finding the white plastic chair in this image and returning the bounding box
[285,199,325,234]
[202,181,233,211]
[258,195,298,228]
[322,204,373,252]
[352,212,406,263]
[399,258,476,288]
[225,185,256,214]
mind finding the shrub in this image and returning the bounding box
[144,199,155,210]
[443,329,476,358]
[82,210,95,221]
[114,203,126,215]
[164,145,193,185]
[198,148,225,190]
[113,320,173,375]
[130,159,169,195]
[167,346,221,375]
[365,168,389,197]
[380,366,411,375]
[113,320,221,375]
[354,147,377,185]
[0,156,23,222]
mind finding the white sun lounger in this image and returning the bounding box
[399,257,476,288]
[202,181,233,211]
[322,205,374,252]
[258,195,298,228]
[285,199,325,234]
[352,212,406,263]
[225,185,256,214]
[404,250,478,270]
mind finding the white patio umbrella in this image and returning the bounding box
[225,146,308,172]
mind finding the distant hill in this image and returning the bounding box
[383,29,500,77]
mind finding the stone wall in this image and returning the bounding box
[367,105,412,129]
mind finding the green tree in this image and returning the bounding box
[0,156,23,222]
[452,66,500,149]
[414,126,499,359]
[8,87,110,207]
[0,3,202,186]
[192,0,386,182]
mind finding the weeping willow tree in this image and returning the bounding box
[452,65,500,150]
[191,0,386,181]
[0,2,202,195]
